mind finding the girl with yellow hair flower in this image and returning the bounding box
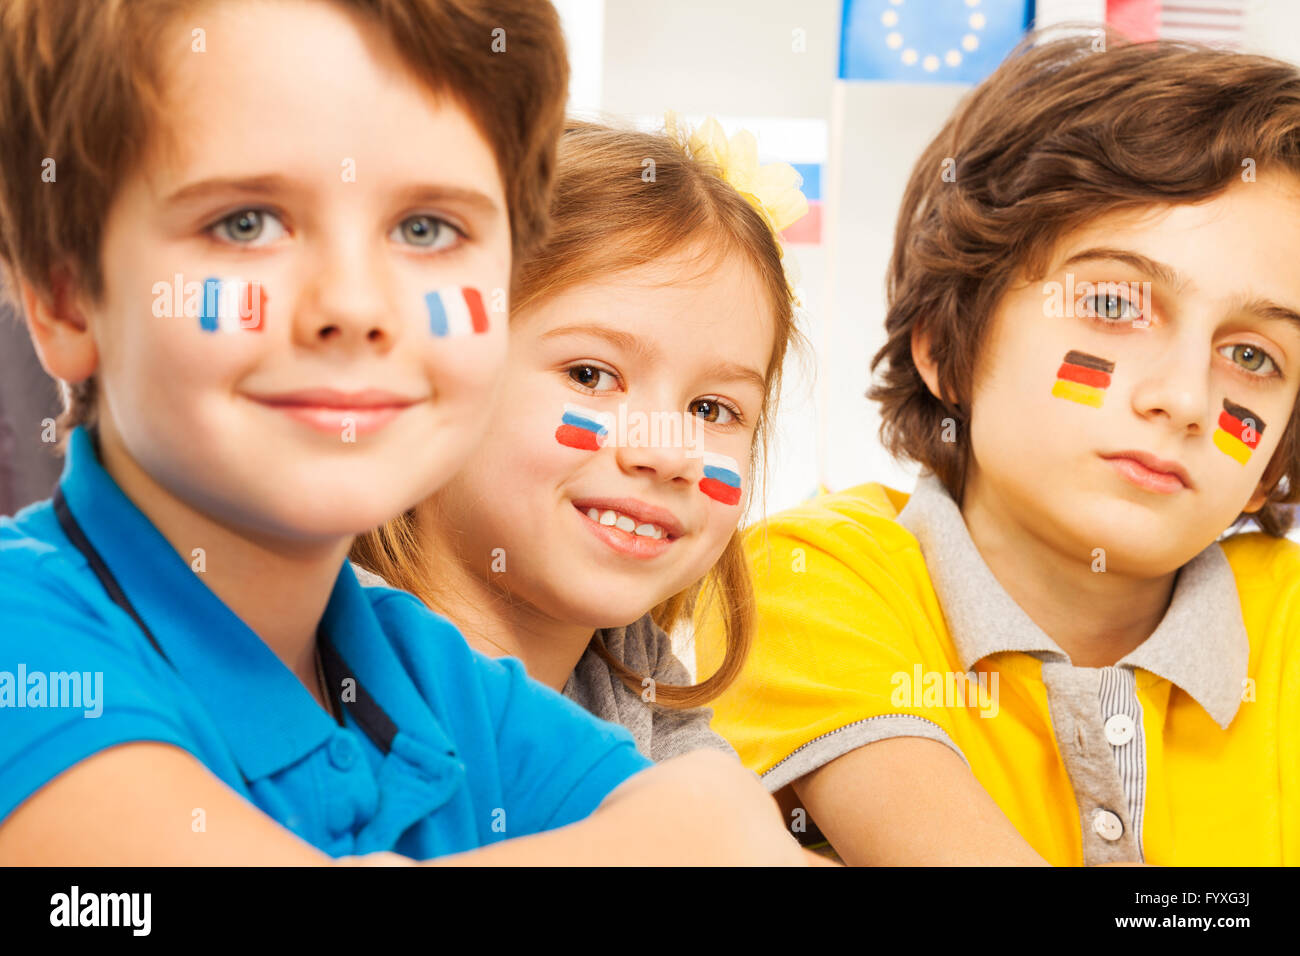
[353,116,812,767]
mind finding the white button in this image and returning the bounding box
[1104,713,1136,746]
[1092,809,1124,841]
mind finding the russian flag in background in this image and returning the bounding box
[839,0,1035,84]
[783,162,823,245]
[425,287,490,338]
[199,277,265,333]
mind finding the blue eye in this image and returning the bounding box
[391,215,461,251]
[211,208,286,246]
[1218,343,1279,377]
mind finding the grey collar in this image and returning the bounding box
[896,471,1249,729]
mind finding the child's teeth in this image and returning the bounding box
[582,505,668,539]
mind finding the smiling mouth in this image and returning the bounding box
[570,500,682,560]
[578,505,671,540]
[246,388,423,436]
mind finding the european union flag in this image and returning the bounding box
[839,0,1035,83]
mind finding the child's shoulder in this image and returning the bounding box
[1218,529,1300,625]
[1219,527,1300,583]
[0,499,112,625]
[1,498,69,565]
[742,480,922,575]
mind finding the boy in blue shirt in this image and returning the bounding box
[0,0,806,865]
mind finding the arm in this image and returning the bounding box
[792,737,1050,866]
[0,742,380,865]
[0,744,810,865]
[433,749,809,866]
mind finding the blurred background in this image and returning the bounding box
[4,1,1299,525]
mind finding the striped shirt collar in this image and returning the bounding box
[896,470,1249,729]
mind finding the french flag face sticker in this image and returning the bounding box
[699,451,742,506]
[199,277,266,332]
[555,403,612,451]
[425,287,489,337]
[1214,398,1266,465]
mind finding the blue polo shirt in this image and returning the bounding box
[0,426,652,859]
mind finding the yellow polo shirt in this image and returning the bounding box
[697,472,1300,865]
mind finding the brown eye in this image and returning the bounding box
[689,398,736,425]
[567,365,617,391]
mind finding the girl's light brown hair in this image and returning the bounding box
[0,0,569,441]
[353,119,804,708]
[870,29,1300,536]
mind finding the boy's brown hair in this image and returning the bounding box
[870,30,1300,536]
[0,0,569,435]
[353,120,806,708]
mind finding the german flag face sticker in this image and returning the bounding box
[1051,350,1115,408]
[1213,398,1266,465]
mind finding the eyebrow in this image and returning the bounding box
[540,323,767,393]
[1061,246,1300,333]
[1061,247,1188,291]
[540,324,659,360]
[161,174,500,217]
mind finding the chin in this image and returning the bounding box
[553,591,660,633]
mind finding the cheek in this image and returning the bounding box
[1212,398,1268,466]
[417,284,509,400]
[697,451,743,506]
[111,277,272,402]
[1050,350,1116,409]
[554,401,610,452]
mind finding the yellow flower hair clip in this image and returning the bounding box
[663,110,809,298]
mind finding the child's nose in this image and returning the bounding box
[1129,344,1211,434]
[613,427,694,484]
[294,247,398,350]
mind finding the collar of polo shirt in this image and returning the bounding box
[897,470,1249,730]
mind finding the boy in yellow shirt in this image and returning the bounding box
[698,34,1300,866]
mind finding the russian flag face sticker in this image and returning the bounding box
[425,287,489,337]
[1051,350,1114,408]
[555,403,612,451]
[1214,398,1266,465]
[199,277,266,332]
[699,451,742,506]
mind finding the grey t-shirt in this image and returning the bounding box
[562,614,737,763]
[348,562,735,763]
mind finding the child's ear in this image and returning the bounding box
[20,265,98,385]
[910,322,953,405]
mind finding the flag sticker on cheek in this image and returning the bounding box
[555,403,611,451]
[425,287,489,337]
[199,277,266,332]
[699,451,742,506]
[1051,350,1115,408]
[1214,398,1266,465]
